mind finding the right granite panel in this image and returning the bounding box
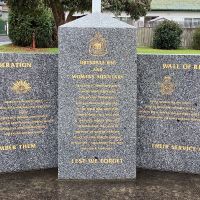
[137,54,200,174]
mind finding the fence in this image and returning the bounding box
[137,28,196,48]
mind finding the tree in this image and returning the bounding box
[7,0,151,47]
[45,0,65,27]
[102,0,152,20]
[45,0,151,28]
[7,0,55,47]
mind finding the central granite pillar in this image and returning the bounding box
[58,13,137,180]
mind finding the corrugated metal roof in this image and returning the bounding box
[151,0,200,11]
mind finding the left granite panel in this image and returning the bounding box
[0,53,58,173]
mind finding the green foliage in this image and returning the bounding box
[153,20,183,50]
[13,0,151,20]
[61,0,91,13]
[61,0,151,20]
[8,0,54,48]
[102,0,151,20]
[7,0,152,47]
[192,28,200,50]
[7,0,43,11]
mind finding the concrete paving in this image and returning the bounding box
[0,169,199,200]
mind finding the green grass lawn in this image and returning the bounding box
[0,44,59,53]
[137,47,200,55]
[1,45,200,55]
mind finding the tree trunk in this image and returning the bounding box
[48,0,65,47]
[66,11,77,23]
[49,0,65,28]
[48,1,84,47]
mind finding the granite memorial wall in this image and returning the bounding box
[0,53,58,173]
[137,54,200,174]
[58,13,137,179]
[0,52,200,176]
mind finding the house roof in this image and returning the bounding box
[149,17,170,22]
[151,0,200,11]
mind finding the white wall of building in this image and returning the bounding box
[71,10,200,28]
[146,11,200,21]
[143,11,200,27]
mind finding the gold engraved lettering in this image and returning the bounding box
[163,64,179,69]
[193,65,200,70]
[77,101,118,105]
[80,60,116,65]
[4,99,48,104]
[152,143,200,152]
[19,143,36,150]
[0,105,50,110]
[77,84,118,88]
[75,130,119,134]
[150,100,192,105]
[71,74,124,80]
[0,62,32,69]
[0,125,46,131]
[183,64,191,70]
[100,158,123,164]
[0,145,17,151]
[0,119,53,125]
[0,115,48,121]
[72,74,95,79]
[80,90,116,94]
[145,105,195,111]
[92,67,103,72]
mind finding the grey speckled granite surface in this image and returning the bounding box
[0,53,58,173]
[58,13,137,179]
[137,54,200,174]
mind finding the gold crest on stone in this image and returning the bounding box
[160,76,175,95]
[12,80,32,94]
[89,32,108,56]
